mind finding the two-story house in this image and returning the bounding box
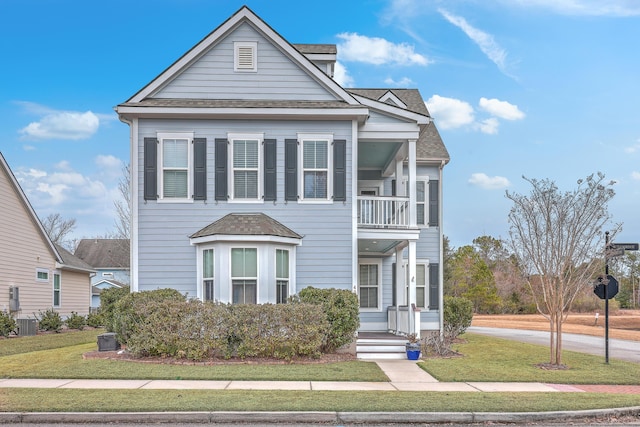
[116,6,449,346]
[0,152,94,328]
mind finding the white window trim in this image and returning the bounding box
[227,133,264,202]
[234,41,258,72]
[157,132,194,203]
[298,133,333,203]
[403,259,429,309]
[404,175,430,227]
[53,271,61,308]
[36,268,49,282]
[358,259,382,312]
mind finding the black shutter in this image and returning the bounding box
[429,180,439,226]
[264,139,277,201]
[429,263,439,310]
[284,139,297,201]
[215,138,227,201]
[193,138,207,200]
[333,139,346,201]
[143,137,157,200]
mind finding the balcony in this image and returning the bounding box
[357,196,410,228]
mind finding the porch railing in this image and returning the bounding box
[357,196,409,228]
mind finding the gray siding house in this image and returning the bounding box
[116,6,449,341]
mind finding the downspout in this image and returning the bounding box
[438,159,445,336]
[117,111,137,294]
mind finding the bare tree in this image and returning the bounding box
[506,173,619,366]
[41,213,77,250]
[112,162,131,239]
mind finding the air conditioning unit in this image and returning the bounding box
[9,286,20,312]
[17,319,37,336]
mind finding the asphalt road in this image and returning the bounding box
[468,326,640,363]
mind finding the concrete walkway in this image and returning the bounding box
[1,359,639,394]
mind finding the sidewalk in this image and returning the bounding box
[2,359,639,394]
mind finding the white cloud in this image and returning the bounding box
[425,95,475,129]
[438,9,513,78]
[19,109,100,140]
[476,118,500,134]
[384,76,414,86]
[469,173,511,189]
[632,171,640,180]
[479,98,525,120]
[624,140,640,153]
[96,155,125,180]
[333,62,354,87]
[336,33,430,66]
[506,0,640,16]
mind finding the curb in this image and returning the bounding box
[1,407,640,424]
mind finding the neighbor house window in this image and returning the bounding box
[203,249,214,301]
[300,138,331,200]
[231,248,257,304]
[53,272,61,307]
[36,269,49,282]
[230,138,261,200]
[158,133,193,200]
[276,249,289,304]
[359,263,379,309]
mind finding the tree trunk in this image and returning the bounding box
[555,311,563,365]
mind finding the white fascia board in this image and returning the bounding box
[358,228,420,242]
[353,94,430,124]
[358,125,421,141]
[379,91,407,109]
[117,106,370,122]
[190,234,302,246]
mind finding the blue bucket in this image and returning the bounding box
[407,350,421,360]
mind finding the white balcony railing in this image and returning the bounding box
[357,196,409,228]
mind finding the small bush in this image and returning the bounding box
[424,296,473,357]
[35,308,63,332]
[65,312,87,330]
[86,312,104,328]
[111,288,186,344]
[294,287,360,352]
[99,286,130,332]
[0,310,17,337]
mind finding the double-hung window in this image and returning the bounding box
[203,249,214,301]
[158,132,193,200]
[299,135,332,201]
[230,137,261,200]
[53,272,61,307]
[359,263,380,309]
[404,262,427,308]
[416,180,427,226]
[231,248,257,304]
[276,249,289,304]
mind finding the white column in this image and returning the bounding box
[408,139,417,227]
[408,240,417,335]
[395,246,403,333]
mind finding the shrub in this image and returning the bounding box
[65,311,87,330]
[35,308,63,332]
[0,310,17,337]
[294,286,360,352]
[124,300,328,361]
[111,288,186,344]
[86,312,104,328]
[99,286,130,332]
[424,296,473,357]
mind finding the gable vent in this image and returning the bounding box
[235,42,257,72]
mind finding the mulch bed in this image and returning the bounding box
[83,348,357,365]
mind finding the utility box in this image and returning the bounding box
[9,286,20,312]
[97,333,121,351]
[16,319,37,336]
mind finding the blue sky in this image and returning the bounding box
[1,0,639,250]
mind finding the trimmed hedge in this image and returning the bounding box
[100,285,131,332]
[293,286,360,352]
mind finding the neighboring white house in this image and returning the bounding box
[116,6,449,341]
[0,152,94,320]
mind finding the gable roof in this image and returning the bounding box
[75,239,130,269]
[190,213,302,240]
[0,151,64,264]
[123,6,359,107]
[55,244,95,273]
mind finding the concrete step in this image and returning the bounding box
[356,337,409,360]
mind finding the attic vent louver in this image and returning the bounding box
[235,42,257,72]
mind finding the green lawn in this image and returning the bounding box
[421,333,640,385]
[2,329,640,413]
